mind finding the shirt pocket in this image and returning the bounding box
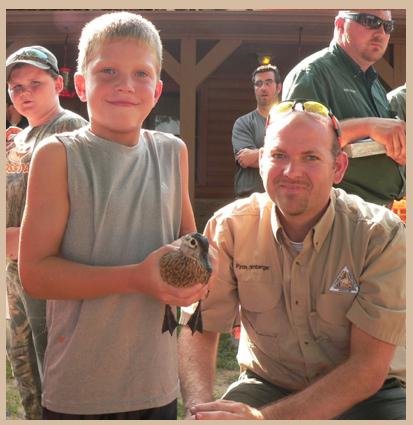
[238,271,283,337]
[310,293,355,349]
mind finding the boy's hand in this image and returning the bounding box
[6,126,22,141]
[136,244,210,306]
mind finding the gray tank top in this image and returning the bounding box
[43,127,182,414]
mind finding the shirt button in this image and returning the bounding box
[295,300,299,305]
[304,341,309,345]
[295,261,300,265]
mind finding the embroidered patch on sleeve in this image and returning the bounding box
[329,266,359,294]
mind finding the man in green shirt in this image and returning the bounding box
[283,10,405,206]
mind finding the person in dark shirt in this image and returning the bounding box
[283,10,405,207]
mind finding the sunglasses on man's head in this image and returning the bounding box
[340,12,395,34]
[267,99,341,142]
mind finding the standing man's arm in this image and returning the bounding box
[178,328,220,418]
[340,118,405,165]
[190,325,396,420]
[283,65,406,165]
[232,117,260,169]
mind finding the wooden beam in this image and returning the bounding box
[179,38,197,200]
[6,41,30,57]
[163,48,181,85]
[195,39,242,86]
[375,57,394,88]
[393,44,406,87]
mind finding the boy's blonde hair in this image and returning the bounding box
[77,11,163,77]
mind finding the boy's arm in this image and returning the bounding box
[178,140,197,235]
[6,227,20,261]
[19,137,207,305]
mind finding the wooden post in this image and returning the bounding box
[179,38,197,200]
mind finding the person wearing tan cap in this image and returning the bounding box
[179,100,405,420]
[6,45,87,419]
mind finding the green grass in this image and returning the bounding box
[6,358,25,419]
[6,357,13,379]
[216,333,239,370]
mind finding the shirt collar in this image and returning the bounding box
[270,190,336,253]
[329,41,378,84]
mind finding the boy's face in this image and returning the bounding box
[8,65,62,124]
[75,39,163,145]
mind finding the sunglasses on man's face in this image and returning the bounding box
[254,79,275,88]
[267,99,341,142]
[340,12,395,34]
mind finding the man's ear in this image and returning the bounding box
[333,151,349,184]
[334,15,346,33]
[74,73,87,103]
[153,80,163,106]
[54,75,64,95]
[276,82,283,96]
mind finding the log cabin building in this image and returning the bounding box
[6,9,406,225]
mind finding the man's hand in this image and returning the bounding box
[341,118,406,165]
[368,118,406,165]
[189,400,264,420]
[236,148,260,168]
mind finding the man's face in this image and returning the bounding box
[339,10,391,68]
[253,71,281,109]
[260,112,347,223]
[8,65,61,122]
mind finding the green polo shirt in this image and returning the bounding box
[283,42,405,205]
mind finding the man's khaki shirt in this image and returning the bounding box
[200,189,405,390]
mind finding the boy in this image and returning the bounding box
[6,45,87,419]
[19,12,209,420]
